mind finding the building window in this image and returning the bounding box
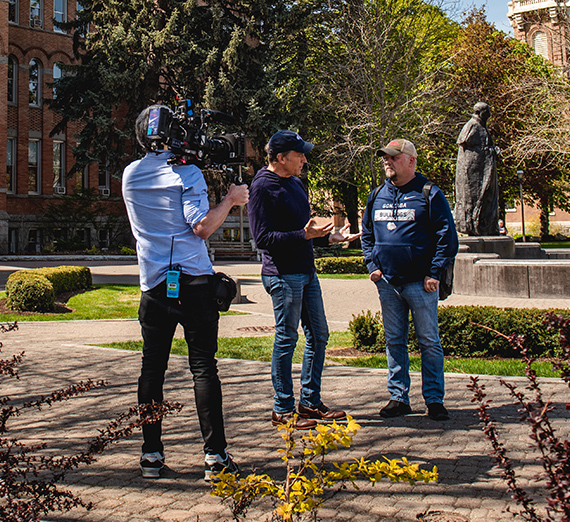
[533,31,549,60]
[54,0,66,32]
[7,138,16,193]
[8,56,17,104]
[30,0,42,28]
[9,0,18,23]
[53,141,65,193]
[28,140,41,194]
[79,165,89,189]
[28,229,41,253]
[52,62,62,99]
[98,161,110,195]
[76,2,88,35]
[9,229,18,254]
[29,59,41,106]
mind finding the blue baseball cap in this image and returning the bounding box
[268,130,314,154]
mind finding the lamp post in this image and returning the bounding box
[517,170,526,242]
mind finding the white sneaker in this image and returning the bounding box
[140,451,165,478]
[204,450,239,481]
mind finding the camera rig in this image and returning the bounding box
[146,99,246,169]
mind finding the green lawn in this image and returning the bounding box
[0,285,243,322]
[0,284,564,378]
[103,330,562,378]
[541,242,570,249]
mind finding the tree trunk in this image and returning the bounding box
[339,181,361,249]
[538,193,550,240]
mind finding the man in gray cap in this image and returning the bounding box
[361,138,458,421]
[248,130,360,429]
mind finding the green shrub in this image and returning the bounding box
[350,306,567,359]
[315,255,367,274]
[5,266,92,312]
[6,275,55,312]
[120,246,136,256]
[349,310,384,353]
[84,246,100,255]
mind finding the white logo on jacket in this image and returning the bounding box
[374,208,416,222]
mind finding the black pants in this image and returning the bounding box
[137,277,227,456]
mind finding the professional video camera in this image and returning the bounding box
[146,99,246,168]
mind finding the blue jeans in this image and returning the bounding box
[375,278,444,405]
[262,273,329,414]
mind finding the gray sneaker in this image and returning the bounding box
[140,451,165,478]
[204,451,239,482]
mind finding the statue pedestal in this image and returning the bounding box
[458,236,515,259]
[454,236,570,298]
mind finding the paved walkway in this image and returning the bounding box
[3,260,570,521]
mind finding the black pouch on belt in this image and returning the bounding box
[210,272,237,311]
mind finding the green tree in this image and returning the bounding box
[303,0,457,233]
[49,0,313,180]
[442,8,570,237]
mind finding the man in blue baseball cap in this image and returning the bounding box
[248,130,360,429]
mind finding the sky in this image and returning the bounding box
[456,1,513,35]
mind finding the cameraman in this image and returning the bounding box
[122,104,248,480]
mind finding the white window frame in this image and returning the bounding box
[30,0,43,28]
[9,0,18,24]
[29,59,41,106]
[53,0,66,32]
[8,56,17,104]
[7,138,16,194]
[53,141,65,192]
[28,139,41,194]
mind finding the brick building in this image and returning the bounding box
[507,0,569,66]
[505,0,570,235]
[0,0,128,254]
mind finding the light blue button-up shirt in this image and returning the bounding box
[122,151,214,291]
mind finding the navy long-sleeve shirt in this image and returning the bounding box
[248,167,329,276]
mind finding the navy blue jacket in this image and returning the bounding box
[248,167,329,276]
[361,173,458,286]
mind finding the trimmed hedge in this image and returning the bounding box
[6,266,92,312]
[349,305,568,359]
[315,256,367,274]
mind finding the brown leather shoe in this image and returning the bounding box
[271,411,318,430]
[297,402,347,422]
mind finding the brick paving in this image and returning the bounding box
[2,259,570,522]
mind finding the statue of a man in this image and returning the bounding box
[455,102,500,236]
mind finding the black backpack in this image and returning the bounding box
[365,181,454,300]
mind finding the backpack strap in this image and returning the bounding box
[422,181,435,220]
[365,185,382,231]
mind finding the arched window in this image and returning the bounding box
[8,56,17,104]
[533,31,549,60]
[29,59,41,106]
[52,62,62,99]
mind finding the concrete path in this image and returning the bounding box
[2,259,570,521]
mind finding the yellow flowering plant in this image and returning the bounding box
[211,415,437,521]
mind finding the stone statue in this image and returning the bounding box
[455,102,500,236]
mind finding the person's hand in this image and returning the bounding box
[226,183,249,206]
[329,223,362,244]
[424,276,440,293]
[304,219,334,240]
[370,269,383,283]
